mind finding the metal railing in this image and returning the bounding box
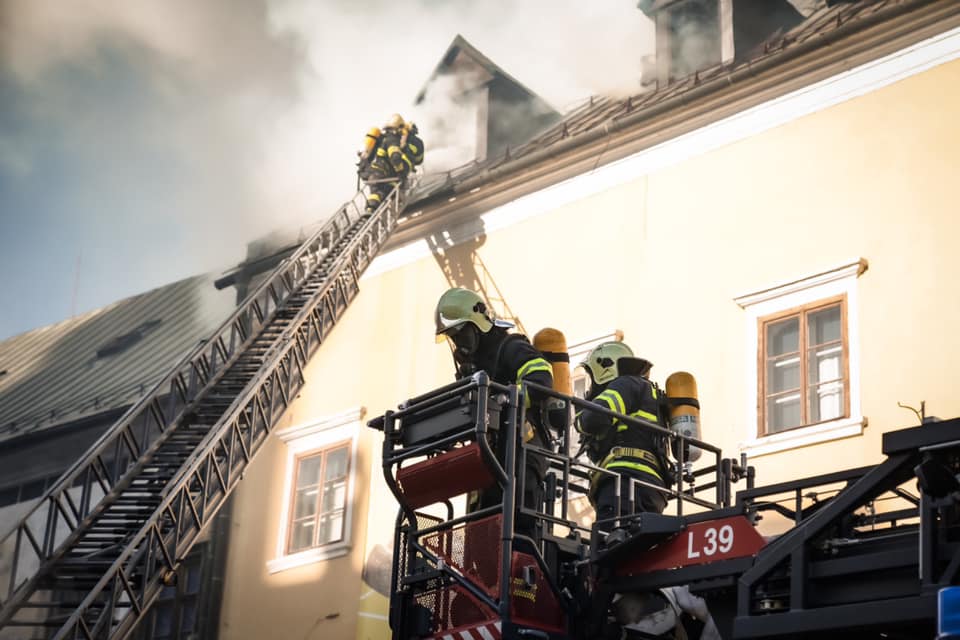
[0,184,403,638]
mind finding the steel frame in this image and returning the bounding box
[604,418,960,639]
[373,376,740,639]
[374,377,960,640]
[0,185,403,639]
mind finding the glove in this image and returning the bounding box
[545,398,569,432]
[581,427,613,465]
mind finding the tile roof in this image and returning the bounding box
[407,0,932,206]
[0,274,236,442]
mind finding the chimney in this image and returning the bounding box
[638,0,805,85]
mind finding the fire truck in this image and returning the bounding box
[368,372,960,639]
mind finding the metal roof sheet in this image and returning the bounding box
[0,274,236,442]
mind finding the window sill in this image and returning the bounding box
[739,416,867,459]
[266,542,351,574]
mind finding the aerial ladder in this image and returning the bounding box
[368,374,960,639]
[0,184,404,639]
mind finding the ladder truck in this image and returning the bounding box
[367,372,960,639]
[0,185,404,639]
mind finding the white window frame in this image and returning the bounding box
[734,260,868,458]
[267,407,362,574]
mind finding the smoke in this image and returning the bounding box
[410,68,488,172]
[0,0,654,339]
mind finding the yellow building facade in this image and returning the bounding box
[216,19,960,640]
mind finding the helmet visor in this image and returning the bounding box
[435,319,467,343]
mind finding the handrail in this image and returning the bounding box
[52,186,403,639]
[0,184,402,636]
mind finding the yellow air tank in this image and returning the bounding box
[665,371,702,463]
[533,328,571,395]
[362,126,381,155]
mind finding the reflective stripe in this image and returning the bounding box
[376,148,387,157]
[516,357,552,381]
[651,386,658,399]
[605,460,662,480]
[596,389,626,415]
[408,143,420,153]
[388,145,414,171]
[602,447,660,468]
[633,408,658,422]
[368,193,382,202]
[615,408,659,431]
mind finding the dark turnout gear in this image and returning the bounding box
[578,344,669,532]
[382,125,424,179]
[434,287,553,540]
[357,115,423,213]
[357,127,393,214]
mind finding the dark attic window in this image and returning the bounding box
[96,319,163,359]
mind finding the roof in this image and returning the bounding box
[406,0,943,207]
[0,274,236,442]
[414,34,557,112]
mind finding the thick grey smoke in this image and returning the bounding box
[0,0,654,338]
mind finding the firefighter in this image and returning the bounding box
[357,125,392,214]
[577,341,669,534]
[357,114,424,213]
[434,287,553,539]
[385,117,424,179]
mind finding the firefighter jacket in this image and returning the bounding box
[466,330,554,476]
[578,374,666,484]
[379,127,424,176]
[404,130,425,166]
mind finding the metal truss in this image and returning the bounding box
[0,185,403,639]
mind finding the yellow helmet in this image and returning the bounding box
[435,288,493,337]
[434,287,515,341]
[580,341,634,386]
[384,113,405,130]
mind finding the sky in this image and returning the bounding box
[0,0,662,340]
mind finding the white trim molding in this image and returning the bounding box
[363,26,960,281]
[267,407,364,574]
[733,259,869,308]
[736,260,868,458]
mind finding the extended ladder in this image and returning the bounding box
[0,185,403,639]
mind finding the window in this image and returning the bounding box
[268,408,361,573]
[136,552,202,640]
[571,372,590,400]
[760,297,848,435]
[735,260,867,457]
[287,442,350,554]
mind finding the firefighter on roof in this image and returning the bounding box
[577,341,669,533]
[356,114,424,213]
[434,287,553,538]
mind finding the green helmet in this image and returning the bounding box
[434,288,499,337]
[580,341,635,386]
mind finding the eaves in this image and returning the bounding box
[387,0,960,250]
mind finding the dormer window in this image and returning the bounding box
[96,319,162,359]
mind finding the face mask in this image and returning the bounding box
[586,377,607,401]
[450,323,480,363]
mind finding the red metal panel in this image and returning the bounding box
[510,551,566,633]
[616,515,766,575]
[426,619,502,640]
[397,442,496,509]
